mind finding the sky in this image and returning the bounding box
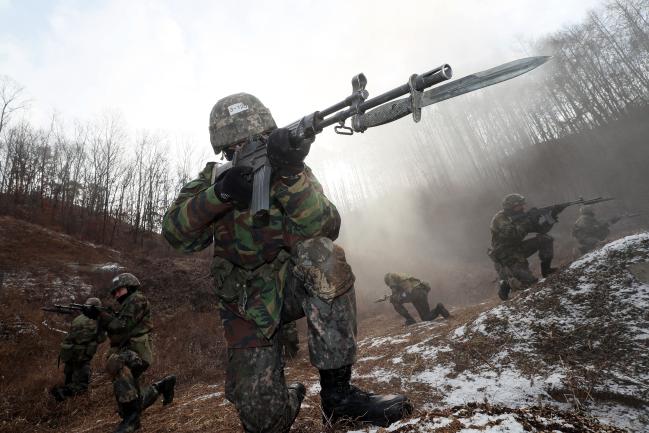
[0,0,604,166]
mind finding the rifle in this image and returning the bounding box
[41,303,108,316]
[228,56,550,224]
[609,212,645,225]
[515,196,614,228]
[41,304,86,315]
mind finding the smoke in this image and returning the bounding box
[309,0,649,316]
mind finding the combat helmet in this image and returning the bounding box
[502,193,526,211]
[209,93,277,154]
[85,297,102,307]
[384,273,396,286]
[110,273,140,294]
[580,205,595,216]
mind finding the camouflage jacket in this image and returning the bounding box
[489,210,537,263]
[100,291,153,363]
[162,163,340,343]
[385,273,430,301]
[573,215,609,246]
[59,314,106,363]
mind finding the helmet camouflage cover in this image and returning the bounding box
[85,297,102,307]
[502,193,526,211]
[209,93,277,154]
[110,273,140,294]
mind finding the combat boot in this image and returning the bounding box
[426,303,450,320]
[435,303,450,319]
[541,261,557,278]
[320,365,413,427]
[156,375,176,406]
[114,400,141,433]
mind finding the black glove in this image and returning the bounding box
[81,305,100,320]
[267,128,311,177]
[214,166,253,209]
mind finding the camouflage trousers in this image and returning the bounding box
[278,321,300,358]
[224,269,357,433]
[391,287,430,322]
[494,234,554,289]
[106,348,158,409]
[51,361,91,399]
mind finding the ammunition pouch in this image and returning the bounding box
[292,237,355,302]
[211,251,291,305]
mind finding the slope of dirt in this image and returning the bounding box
[0,216,639,433]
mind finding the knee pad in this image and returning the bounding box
[293,237,355,301]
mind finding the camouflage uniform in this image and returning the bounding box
[573,207,610,254]
[163,163,357,432]
[383,273,448,325]
[92,274,175,433]
[51,312,106,401]
[278,320,300,359]
[489,194,554,295]
[101,290,156,407]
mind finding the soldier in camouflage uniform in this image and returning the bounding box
[50,297,107,402]
[489,194,556,301]
[162,93,412,432]
[278,321,300,359]
[82,273,176,433]
[383,273,449,326]
[572,206,617,255]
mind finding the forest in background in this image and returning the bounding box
[0,0,648,255]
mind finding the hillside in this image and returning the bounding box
[1,216,646,432]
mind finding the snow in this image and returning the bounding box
[353,233,649,432]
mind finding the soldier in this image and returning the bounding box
[82,273,176,433]
[573,206,618,255]
[489,193,556,301]
[383,273,449,326]
[279,321,300,359]
[162,93,412,431]
[50,297,107,402]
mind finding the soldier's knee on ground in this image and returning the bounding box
[293,237,355,301]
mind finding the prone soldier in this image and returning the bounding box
[82,273,176,433]
[50,297,106,401]
[382,273,449,325]
[162,93,412,431]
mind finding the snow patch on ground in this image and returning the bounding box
[355,233,649,432]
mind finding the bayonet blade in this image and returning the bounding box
[359,56,550,130]
[421,56,550,106]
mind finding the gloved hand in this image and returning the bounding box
[214,166,253,209]
[81,305,100,320]
[267,128,311,177]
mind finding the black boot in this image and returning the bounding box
[50,386,68,402]
[427,303,450,320]
[156,375,176,406]
[320,365,412,427]
[435,303,450,319]
[114,399,141,433]
[541,261,557,278]
[498,280,511,301]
